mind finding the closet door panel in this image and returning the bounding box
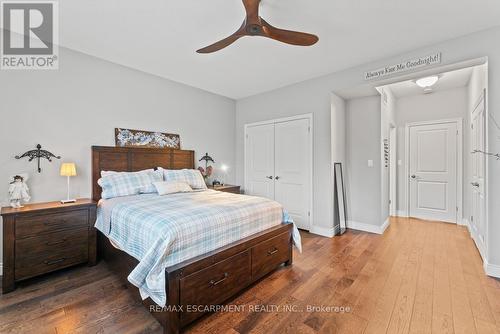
[245,124,275,199]
[274,119,311,230]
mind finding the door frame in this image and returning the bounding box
[404,118,463,223]
[389,124,397,216]
[244,113,314,229]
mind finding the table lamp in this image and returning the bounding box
[220,164,229,185]
[60,163,77,204]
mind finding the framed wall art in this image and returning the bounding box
[115,128,181,149]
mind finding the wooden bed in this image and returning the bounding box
[91,146,293,334]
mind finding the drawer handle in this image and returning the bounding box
[267,248,279,256]
[209,273,228,287]
[44,258,66,265]
[46,239,67,246]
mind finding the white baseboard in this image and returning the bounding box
[461,220,499,279]
[395,210,408,217]
[484,260,500,278]
[380,218,390,233]
[458,218,470,228]
[347,220,388,235]
[309,219,389,238]
[309,226,335,238]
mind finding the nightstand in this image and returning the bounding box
[1,199,97,293]
[208,185,241,194]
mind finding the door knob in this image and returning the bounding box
[410,175,417,179]
[275,176,280,180]
[266,176,273,180]
[471,182,480,187]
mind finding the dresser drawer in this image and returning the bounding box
[16,227,89,260]
[180,250,251,325]
[15,241,89,280]
[251,232,290,280]
[15,209,89,239]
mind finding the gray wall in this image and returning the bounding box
[395,87,469,217]
[331,94,346,165]
[346,96,382,226]
[0,47,236,270]
[235,27,500,269]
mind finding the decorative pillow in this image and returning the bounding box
[98,170,163,199]
[153,181,193,196]
[159,168,207,189]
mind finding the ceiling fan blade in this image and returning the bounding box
[261,19,318,46]
[242,0,261,21]
[196,34,243,54]
[197,21,248,54]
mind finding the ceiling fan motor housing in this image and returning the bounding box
[248,24,262,35]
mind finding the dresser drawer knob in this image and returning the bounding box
[209,272,229,287]
[267,248,279,256]
[44,258,66,266]
[46,238,67,246]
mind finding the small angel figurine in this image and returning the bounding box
[8,174,31,208]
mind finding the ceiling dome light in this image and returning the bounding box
[415,75,439,88]
[423,87,434,94]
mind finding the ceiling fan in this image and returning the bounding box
[197,0,319,54]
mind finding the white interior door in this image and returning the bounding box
[471,94,486,248]
[245,124,275,199]
[274,119,311,230]
[409,121,458,223]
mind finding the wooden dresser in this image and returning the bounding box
[1,199,97,293]
[208,184,241,194]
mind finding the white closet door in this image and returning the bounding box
[409,121,458,223]
[245,124,275,199]
[274,118,311,230]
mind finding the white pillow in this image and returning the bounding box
[159,168,208,189]
[153,181,193,196]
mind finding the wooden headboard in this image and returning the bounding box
[91,146,195,201]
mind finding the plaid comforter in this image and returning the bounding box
[95,190,301,306]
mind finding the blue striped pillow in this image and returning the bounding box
[160,168,207,189]
[98,170,163,199]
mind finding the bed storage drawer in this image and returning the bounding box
[251,231,290,280]
[179,250,251,324]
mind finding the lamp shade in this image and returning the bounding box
[60,163,77,177]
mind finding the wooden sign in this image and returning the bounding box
[365,52,441,81]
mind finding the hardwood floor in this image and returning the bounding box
[1,217,499,333]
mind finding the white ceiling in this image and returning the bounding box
[58,0,500,99]
[387,67,474,98]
